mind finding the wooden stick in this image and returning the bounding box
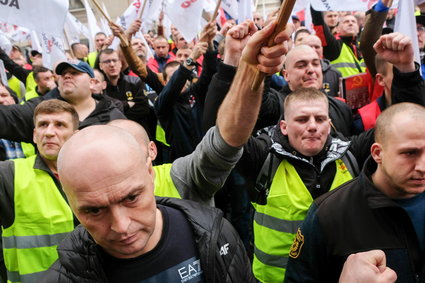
[63,28,75,58]
[251,0,296,91]
[212,0,222,22]
[90,0,129,46]
[138,0,148,21]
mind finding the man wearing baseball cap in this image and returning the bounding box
[0,59,125,146]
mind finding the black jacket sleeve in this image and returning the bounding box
[0,48,31,84]
[311,6,343,62]
[391,64,425,106]
[188,50,218,109]
[154,65,193,117]
[0,97,40,143]
[202,62,236,132]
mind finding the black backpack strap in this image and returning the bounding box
[341,150,359,177]
[253,152,281,205]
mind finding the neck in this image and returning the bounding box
[41,156,58,177]
[70,95,96,121]
[108,75,119,86]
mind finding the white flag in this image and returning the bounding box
[0,0,68,37]
[238,0,253,23]
[310,0,398,11]
[395,0,420,66]
[38,33,67,70]
[83,0,101,52]
[65,12,91,44]
[165,0,204,41]
[117,0,144,31]
[221,0,238,19]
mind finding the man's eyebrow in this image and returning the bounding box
[78,204,106,212]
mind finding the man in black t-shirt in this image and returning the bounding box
[40,125,254,283]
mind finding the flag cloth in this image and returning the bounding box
[221,0,238,19]
[65,12,91,44]
[310,0,398,11]
[0,0,68,37]
[38,32,67,70]
[83,0,101,52]
[165,0,204,41]
[395,0,421,67]
[238,0,253,23]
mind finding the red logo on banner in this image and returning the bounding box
[181,0,197,8]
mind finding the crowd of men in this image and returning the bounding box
[0,0,424,282]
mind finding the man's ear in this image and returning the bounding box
[376,73,385,87]
[280,119,288,136]
[371,143,383,164]
[148,141,158,161]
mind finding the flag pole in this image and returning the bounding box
[63,28,75,58]
[90,0,129,46]
[138,0,149,21]
[251,0,296,91]
[212,0,222,22]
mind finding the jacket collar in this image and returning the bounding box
[360,156,400,209]
[264,124,352,172]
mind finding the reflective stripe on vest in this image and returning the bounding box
[331,43,366,78]
[153,163,180,198]
[25,72,36,93]
[252,159,353,282]
[3,155,74,283]
[358,99,382,130]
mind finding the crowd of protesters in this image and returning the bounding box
[0,0,424,282]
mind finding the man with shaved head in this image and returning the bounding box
[42,125,254,282]
[285,103,425,282]
[300,34,342,97]
[108,119,242,205]
[280,44,352,136]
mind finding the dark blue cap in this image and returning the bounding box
[55,60,95,78]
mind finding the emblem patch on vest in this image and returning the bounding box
[126,91,134,101]
[289,228,304,259]
[337,159,348,173]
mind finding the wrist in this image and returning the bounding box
[394,62,416,73]
[374,0,390,12]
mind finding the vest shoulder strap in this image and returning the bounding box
[253,152,281,205]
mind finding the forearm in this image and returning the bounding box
[360,9,388,77]
[217,61,263,147]
[170,126,243,206]
[311,6,341,61]
[0,49,30,84]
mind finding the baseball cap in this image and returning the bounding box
[55,60,95,78]
[30,50,42,57]
[416,14,425,27]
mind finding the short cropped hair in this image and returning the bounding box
[33,66,52,81]
[283,88,329,119]
[375,103,425,144]
[162,61,181,81]
[33,100,79,130]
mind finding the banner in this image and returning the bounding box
[0,0,68,37]
[38,32,67,70]
[165,0,204,41]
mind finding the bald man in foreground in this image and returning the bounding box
[108,119,241,206]
[41,126,254,282]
